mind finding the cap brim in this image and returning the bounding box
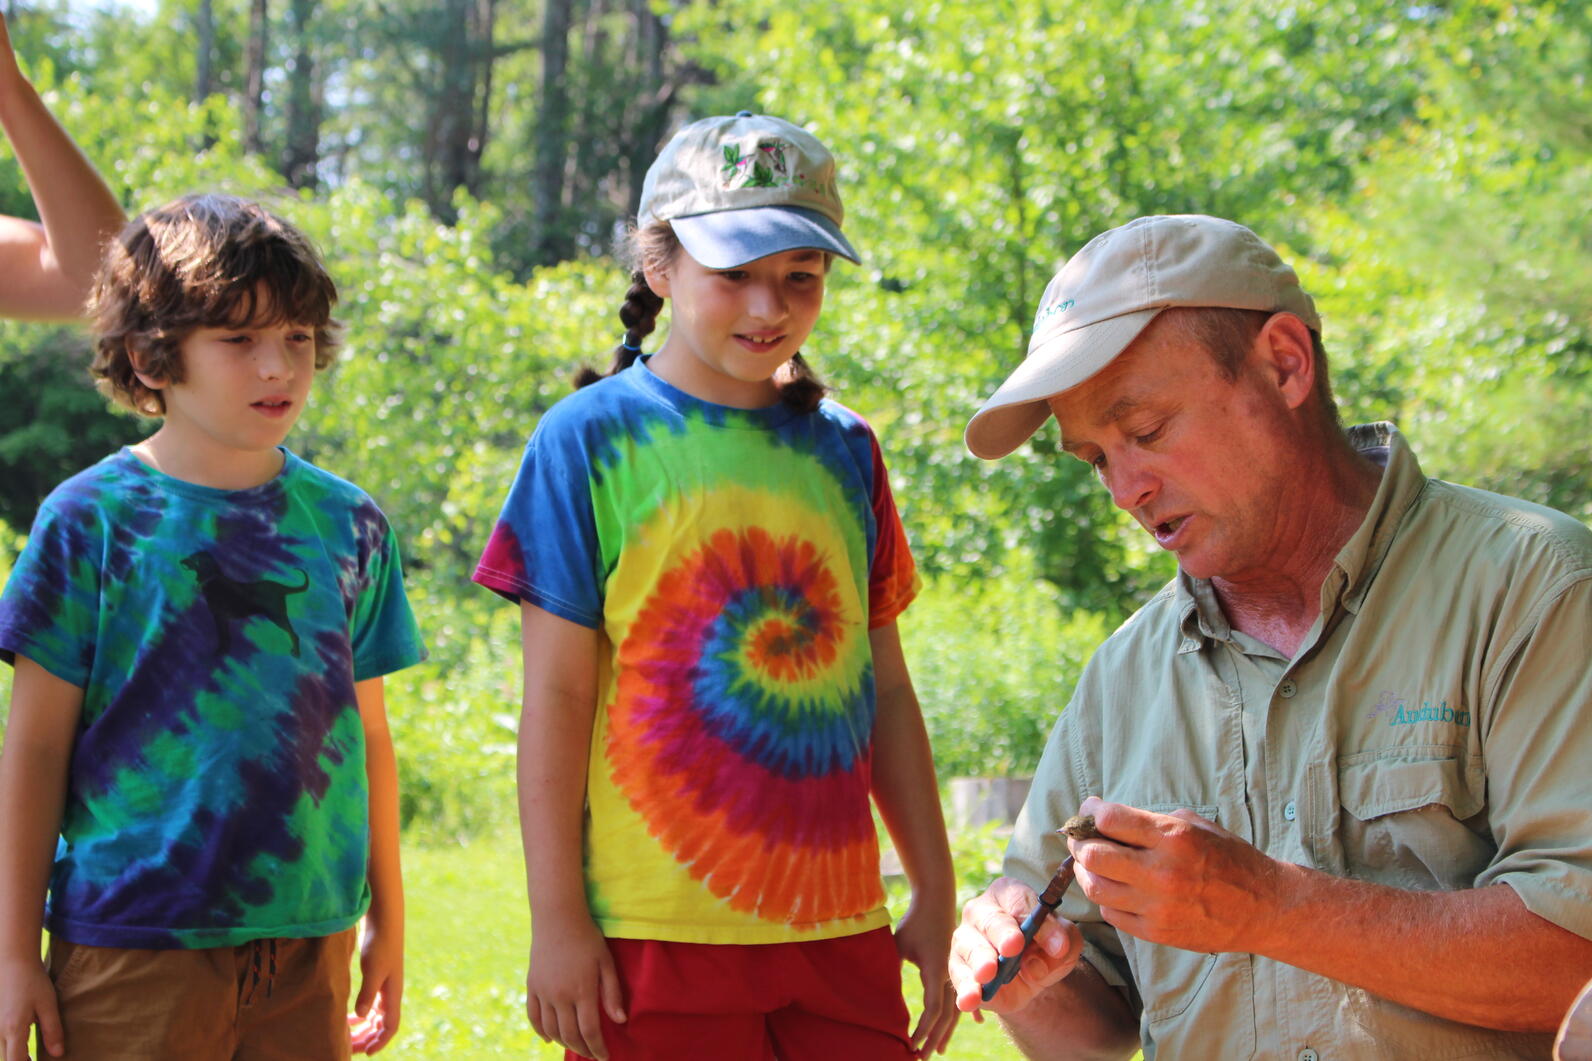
[672,206,860,269]
[964,308,1161,459]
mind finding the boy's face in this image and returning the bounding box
[136,315,318,465]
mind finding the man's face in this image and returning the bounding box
[1046,314,1297,582]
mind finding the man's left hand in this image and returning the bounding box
[1069,796,1287,955]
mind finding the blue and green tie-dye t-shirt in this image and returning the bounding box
[0,447,424,949]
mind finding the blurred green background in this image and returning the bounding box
[0,0,1586,1056]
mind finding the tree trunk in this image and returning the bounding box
[532,0,574,264]
[421,0,495,222]
[471,0,495,198]
[244,0,269,155]
[281,0,321,190]
[194,0,215,102]
[625,0,670,222]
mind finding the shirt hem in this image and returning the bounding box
[47,908,367,950]
[597,906,891,945]
[471,568,601,628]
[0,630,87,687]
[353,643,428,682]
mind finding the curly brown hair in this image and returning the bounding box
[88,194,341,416]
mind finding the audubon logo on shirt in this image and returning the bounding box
[1368,689,1471,728]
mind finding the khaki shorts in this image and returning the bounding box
[45,929,356,1061]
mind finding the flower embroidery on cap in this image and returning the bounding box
[721,138,793,188]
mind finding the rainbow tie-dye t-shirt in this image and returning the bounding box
[474,361,919,944]
[0,448,424,949]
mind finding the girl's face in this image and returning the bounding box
[645,247,827,408]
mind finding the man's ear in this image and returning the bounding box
[127,339,168,391]
[1256,312,1316,411]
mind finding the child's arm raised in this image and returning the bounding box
[351,677,402,1056]
[0,13,124,322]
[869,621,960,1058]
[518,602,623,1061]
[0,656,82,1061]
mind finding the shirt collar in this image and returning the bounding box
[1174,421,1425,649]
[1333,421,1426,615]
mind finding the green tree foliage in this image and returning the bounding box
[671,0,1448,614]
[0,0,1585,826]
[1308,0,1592,520]
[0,328,147,531]
[0,14,281,531]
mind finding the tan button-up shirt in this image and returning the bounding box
[1007,423,1592,1059]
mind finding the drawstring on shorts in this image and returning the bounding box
[243,938,279,1004]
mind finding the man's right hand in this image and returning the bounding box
[950,876,1085,1016]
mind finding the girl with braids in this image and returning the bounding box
[474,113,958,1061]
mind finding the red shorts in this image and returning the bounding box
[575,927,914,1061]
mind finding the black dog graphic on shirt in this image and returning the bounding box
[182,551,310,657]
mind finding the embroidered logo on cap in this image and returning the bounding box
[720,138,839,199]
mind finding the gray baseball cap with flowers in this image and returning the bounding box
[638,111,861,269]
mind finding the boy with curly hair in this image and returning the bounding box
[0,194,423,1060]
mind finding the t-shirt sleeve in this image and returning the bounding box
[863,429,919,629]
[349,515,426,682]
[1473,575,1592,940]
[471,417,604,629]
[0,494,100,686]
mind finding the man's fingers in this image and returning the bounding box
[1077,797,1167,848]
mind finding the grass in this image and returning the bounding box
[393,831,1030,1061]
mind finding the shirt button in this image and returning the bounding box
[1278,679,1298,699]
[1298,1050,1319,1061]
[1283,800,1297,821]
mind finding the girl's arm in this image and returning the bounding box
[518,602,624,1061]
[0,13,125,321]
[869,621,960,1058]
[0,656,82,1061]
[352,677,402,1055]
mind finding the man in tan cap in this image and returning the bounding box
[949,214,1592,1058]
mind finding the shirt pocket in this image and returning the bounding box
[1336,749,1491,891]
[1119,804,1259,1042]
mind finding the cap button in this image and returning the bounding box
[735,110,754,117]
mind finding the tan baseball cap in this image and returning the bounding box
[638,112,860,269]
[964,214,1320,460]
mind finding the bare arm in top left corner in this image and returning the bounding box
[0,13,124,321]
[870,621,960,1057]
[351,677,403,1055]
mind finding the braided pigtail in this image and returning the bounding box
[574,222,678,390]
[574,271,664,388]
[774,352,828,413]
